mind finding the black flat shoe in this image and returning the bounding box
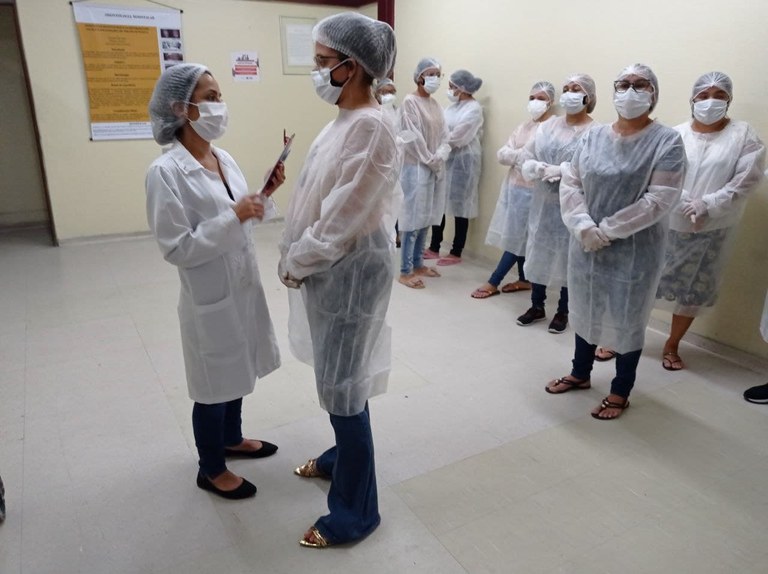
[224,440,278,459]
[196,472,257,500]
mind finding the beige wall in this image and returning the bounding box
[0,4,47,227]
[393,0,768,359]
[14,0,370,240]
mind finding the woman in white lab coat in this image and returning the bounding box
[279,13,399,548]
[656,72,766,370]
[145,64,283,500]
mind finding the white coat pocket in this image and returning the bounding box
[192,295,246,356]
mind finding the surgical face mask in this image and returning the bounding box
[446,89,460,103]
[422,75,441,94]
[380,93,397,106]
[311,59,350,105]
[527,99,549,120]
[559,91,587,114]
[693,98,728,125]
[613,89,653,120]
[187,101,228,141]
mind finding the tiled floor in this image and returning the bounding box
[1,223,767,574]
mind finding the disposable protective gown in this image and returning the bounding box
[146,142,281,404]
[522,116,592,287]
[486,117,553,254]
[398,93,447,231]
[280,107,401,416]
[560,122,686,353]
[444,99,484,218]
[656,120,765,316]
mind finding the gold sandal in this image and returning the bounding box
[299,526,330,548]
[294,458,328,479]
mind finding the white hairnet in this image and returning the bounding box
[313,12,396,80]
[450,69,482,94]
[616,63,659,111]
[691,71,733,102]
[564,73,597,113]
[374,77,395,93]
[530,80,555,103]
[413,57,440,82]
[148,63,208,145]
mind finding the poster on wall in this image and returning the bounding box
[72,2,183,141]
[231,52,261,83]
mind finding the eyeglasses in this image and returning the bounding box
[614,80,653,93]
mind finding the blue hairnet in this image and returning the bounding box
[313,12,396,80]
[450,69,482,94]
[148,63,208,145]
[617,63,659,111]
[565,73,597,113]
[530,80,555,103]
[413,57,440,82]
[374,77,395,93]
[692,71,733,102]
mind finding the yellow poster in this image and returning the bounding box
[72,3,183,140]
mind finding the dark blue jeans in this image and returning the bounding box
[531,283,569,314]
[192,398,244,478]
[429,214,469,257]
[314,403,380,544]
[571,333,642,399]
[489,251,526,286]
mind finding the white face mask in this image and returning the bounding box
[693,98,728,125]
[559,91,587,114]
[422,75,441,94]
[380,93,397,106]
[527,99,549,120]
[188,101,228,141]
[613,89,653,119]
[446,89,460,103]
[311,59,350,105]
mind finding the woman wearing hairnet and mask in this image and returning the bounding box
[278,13,400,548]
[517,74,596,333]
[549,64,686,420]
[655,72,766,371]
[472,81,557,298]
[425,69,484,266]
[145,64,284,499]
[397,57,450,288]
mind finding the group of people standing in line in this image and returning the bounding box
[139,9,768,552]
[383,58,766,420]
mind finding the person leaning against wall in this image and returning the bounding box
[145,64,284,500]
[654,72,766,371]
[471,80,557,299]
[278,12,400,548]
[548,63,685,420]
[425,69,484,266]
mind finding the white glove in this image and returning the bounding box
[280,271,302,289]
[521,160,547,182]
[542,164,562,183]
[682,199,707,223]
[427,155,444,176]
[580,226,610,252]
[435,143,452,162]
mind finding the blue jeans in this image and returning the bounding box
[400,227,428,275]
[531,283,569,315]
[314,403,380,544]
[570,333,642,399]
[489,251,526,286]
[192,398,244,477]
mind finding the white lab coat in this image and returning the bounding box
[398,93,447,232]
[444,99,484,218]
[146,141,280,404]
[280,107,401,417]
[560,122,686,353]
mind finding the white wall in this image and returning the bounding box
[393,0,768,359]
[14,0,366,240]
[0,4,47,227]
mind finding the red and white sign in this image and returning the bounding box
[231,51,260,83]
